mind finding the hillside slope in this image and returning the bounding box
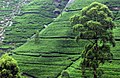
[0,0,68,52]
[11,0,120,78]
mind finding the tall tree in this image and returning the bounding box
[70,2,115,78]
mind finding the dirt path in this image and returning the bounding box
[65,0,75,8]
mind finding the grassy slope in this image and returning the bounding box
[1,0,67,50]
[0,0,17,21]
[11,0,120,78]
[3,0,55,46]
[11,0,86,77]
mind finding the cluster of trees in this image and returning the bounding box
[71,2,115,78]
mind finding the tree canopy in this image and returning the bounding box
[70,2,115,78]
[0,54,21,78]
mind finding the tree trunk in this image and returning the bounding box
[81,65,86,78]
[82,67,85,78]
[94,68,97,78]
[82,70,86,78]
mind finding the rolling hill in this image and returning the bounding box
[4,0,120,78]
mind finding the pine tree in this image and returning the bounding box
[70,2,115,78]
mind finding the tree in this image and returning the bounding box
[34,31,40,44]
[70,2,115,78]
[0,54,21,78]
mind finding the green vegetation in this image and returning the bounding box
[71,2,115,78]
[61,70,70,78]
[0,0,119,78]
[0,0,20,21]
[0,54,21,78]
[11,0,120,77]
[1,0,68,51]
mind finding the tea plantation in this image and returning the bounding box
[0,0,120,78]
[0,0,68,51]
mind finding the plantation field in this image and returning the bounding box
[4,0,120,78]
[1,0,68,51]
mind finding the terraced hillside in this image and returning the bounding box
[0,0,22,23]
[9,0,120,78]
[0,0,68,51]
[0,0,14,16]
[0,0,24,55]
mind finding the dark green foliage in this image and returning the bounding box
[97,69,104,78]
[71,2,115,78]
[0,54,21,78]
[70,15,80,26]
